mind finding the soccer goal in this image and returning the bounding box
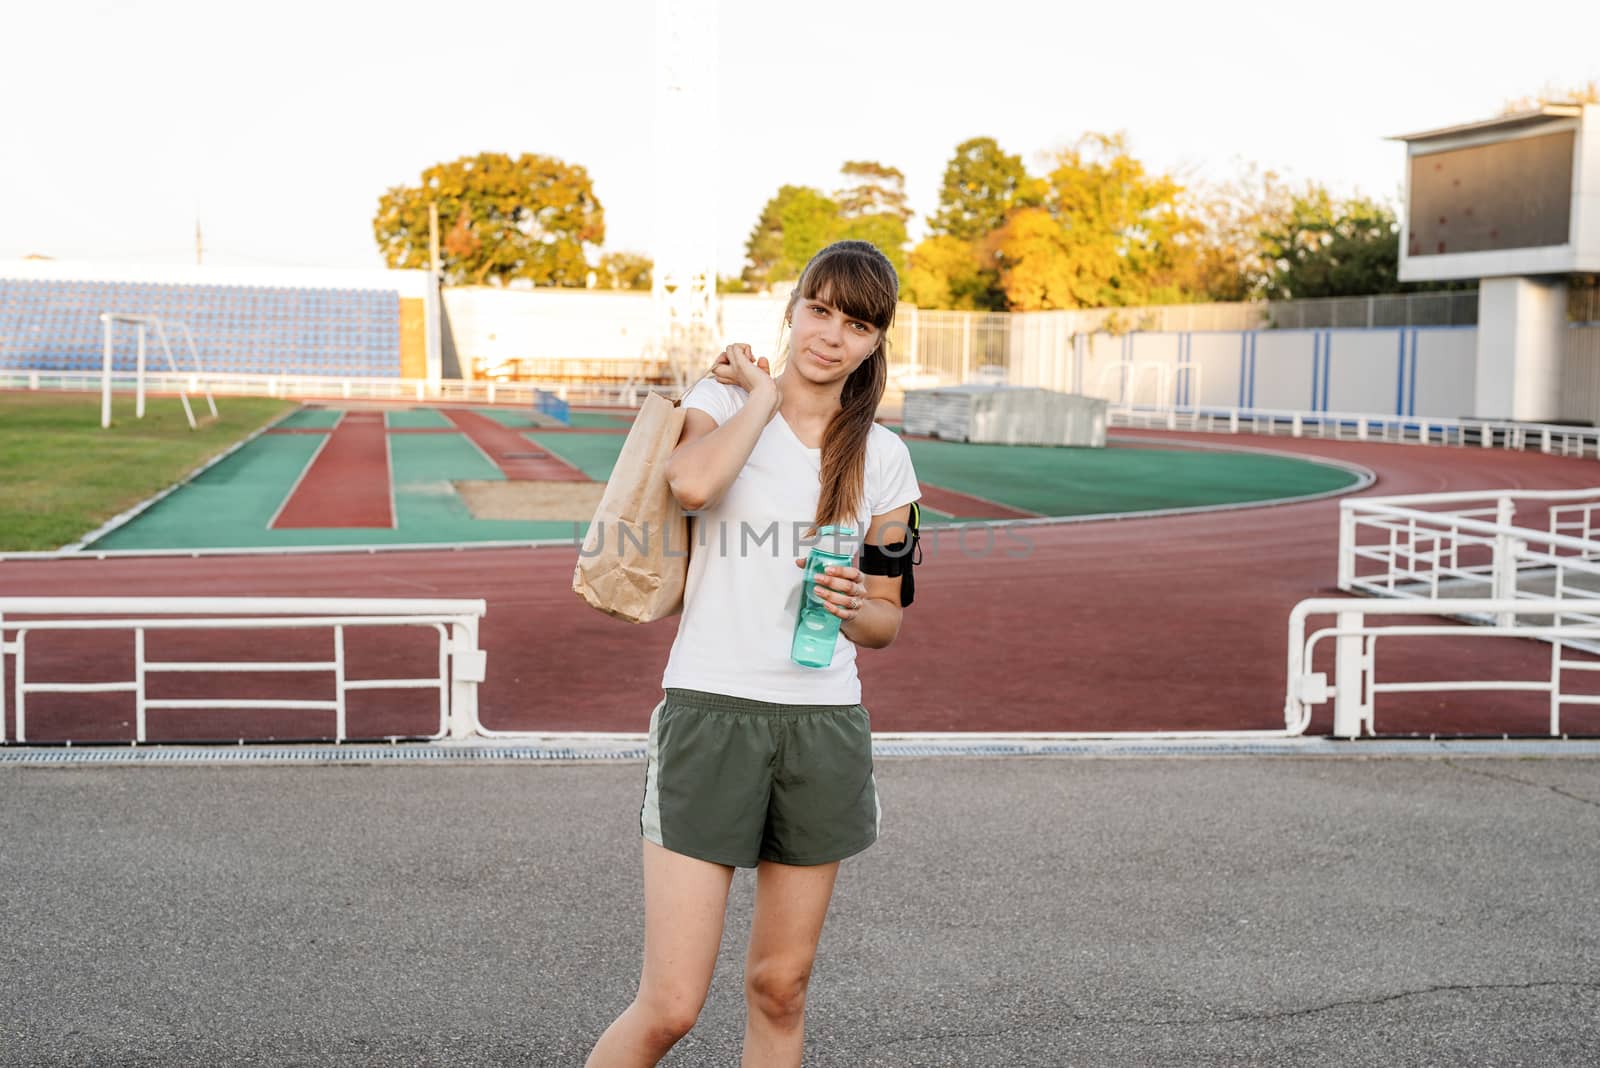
[97,313,218,430]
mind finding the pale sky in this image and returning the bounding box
[4,0,1597,278]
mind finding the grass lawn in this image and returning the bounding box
[0,391,296,551]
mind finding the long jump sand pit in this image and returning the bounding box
[454,480,607,520]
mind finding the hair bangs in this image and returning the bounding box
[799,246,898,331]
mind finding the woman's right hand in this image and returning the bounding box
[712,343,777,397]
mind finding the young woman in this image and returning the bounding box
[585,240,921,1067]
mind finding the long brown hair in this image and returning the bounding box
[787,240,898,531]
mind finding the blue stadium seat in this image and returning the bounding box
[0,278,403,377]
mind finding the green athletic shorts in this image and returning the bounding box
[639,688,881,868]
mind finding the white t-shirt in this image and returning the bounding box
[661,379,922,705]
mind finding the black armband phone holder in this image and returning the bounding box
[858,502,923,607]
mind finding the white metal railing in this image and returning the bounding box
[1338,489,1600,629]
[0,369,651,409]
[24,367,1600,458]
[1286,598,1600,738]
[1110,403,1600,458]
[0,598,486,745]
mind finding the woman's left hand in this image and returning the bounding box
[796,559,870,621]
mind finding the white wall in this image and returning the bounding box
[439,288,794,369]
[1324,330,1402,414]
[1475,277,1568,421]
[1190,333,1246,408]
[1006,312,1076,393]
[1079,333,1132,401]
[1125,333,1183,406]
[442,288,653,366]
[720,294,791,357]
[1579,104,1600,272]
[1412,328,1477,417]
[985,325,1476,418]
[1252,331,1317,411]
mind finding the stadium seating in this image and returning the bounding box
[0,279,401,377]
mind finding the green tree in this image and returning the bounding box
[928,137,1035,241]
[742,184,841,289]
[994,132,1197,310]
[594,251,652,291]
[1259,188,1404,299]
[373,152,604,287]
[839,214,908,278]
[835,161,910,278]
[901,137,1040,310]
[837,160,912,222]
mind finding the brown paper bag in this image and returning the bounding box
[572,391,691,623]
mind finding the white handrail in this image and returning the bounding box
[0,597,485,615]
[0,597,487,745]
[1342,501,1597,556]
[0,369,655,409]
[1110,403,1600,456]
[1354,487,1600,507]
[1338,492,1600,625]
[1285,597,1600,738]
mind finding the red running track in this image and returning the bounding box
[918,484,1037,520]
[6,430,1600,742]
[443,409,589,482]
[270,412,394,529]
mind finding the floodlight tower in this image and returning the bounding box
[651,0,720,390]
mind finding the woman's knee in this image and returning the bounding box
[634,989,705,1046]
[745,958,813,1026]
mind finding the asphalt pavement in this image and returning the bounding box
[2,752,1598,1067]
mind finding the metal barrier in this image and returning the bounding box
[1285,598,1600,738]
[0,598,487,745]
[1338,489,1600,628]
[1111,403,1600,458]
[0,369,650,409]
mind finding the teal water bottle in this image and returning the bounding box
[791,525,857,668]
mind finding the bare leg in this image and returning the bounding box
[740,859,841,1068]
[585,840,735,1068]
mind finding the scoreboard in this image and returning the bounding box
[1396,105,1598,281]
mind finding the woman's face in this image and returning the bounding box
[786,294,882,386]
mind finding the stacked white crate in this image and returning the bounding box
[901,385,1106,447]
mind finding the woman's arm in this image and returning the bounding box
[665,346,780,513]
[808,503,914,651]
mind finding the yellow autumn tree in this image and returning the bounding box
[994,132,1199,310]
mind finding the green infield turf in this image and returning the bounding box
[385,408,455,429]
[903,437,1359,519]
[525,431,626,481]
[52,405,1363,553]
[566,411,634,429]
[274,407,342,429]
[0,391,296,551]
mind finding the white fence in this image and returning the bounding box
[0,369,646,409]
[1285,486,1600,739]
[1112,403,1600,458]
[1285,598,1600,739]
[0,598,487,745]
[1337,488,1600,626]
